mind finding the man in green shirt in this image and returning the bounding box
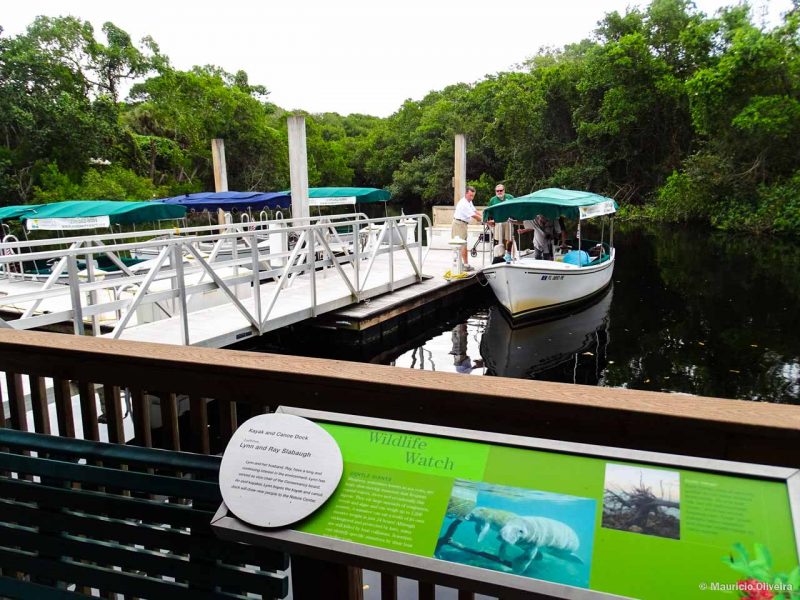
[486,183,515,257]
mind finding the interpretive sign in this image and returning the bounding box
[308,196,356,207]
[578,200,616,219]
[26,216,111,231]
[218,413,343,528]
[213,408,800,599]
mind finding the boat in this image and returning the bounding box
[480,188,617,319]
[22,200,186,232]
[155,191,291,224]
[1,200,187,278]
[480,286,612,381]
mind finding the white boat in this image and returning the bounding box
[480,188,617,319]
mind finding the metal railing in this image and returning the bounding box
[0,214,432,345]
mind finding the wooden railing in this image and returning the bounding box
[1,329,799,597]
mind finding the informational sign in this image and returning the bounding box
[579,201,616,219]
[213,409,799,598]
[308,196,357,207]
[218,413,343,528]
[26,216,111,231]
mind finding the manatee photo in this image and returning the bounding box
[602,463,680,539]
[435,479,596,589]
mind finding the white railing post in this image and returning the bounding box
[309,229,317,318]
[251,232,262,331]
[418,216,423,280]
[353,220,360,300]
[67,255,85,336]
[85,252,101,336]
[389,220,395,292]
[173,244,190,345]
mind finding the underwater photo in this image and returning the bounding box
[434,479,597,588]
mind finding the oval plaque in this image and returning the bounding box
[219,413,343,528]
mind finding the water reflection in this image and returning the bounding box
[451,323,485,374]
[391,289,612,385]
[392,314,488,376]
[481,288,612,383]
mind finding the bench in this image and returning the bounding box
[0,428,288,599]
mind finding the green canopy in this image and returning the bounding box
[0,204,42,221]
[280,187,392,206]
[308,187,391,202]
[21,200,186,230]
[482,188,618,222]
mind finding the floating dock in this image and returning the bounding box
[0,215,490,349]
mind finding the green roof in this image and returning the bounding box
[0,204,42,220]
[20,201,186,225]
[483,188,618,222]
[285,187,391,203]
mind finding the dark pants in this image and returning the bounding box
[534,248,554,260]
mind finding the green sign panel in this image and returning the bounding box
[296,421,799,599]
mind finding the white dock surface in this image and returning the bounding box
[0,245,488,349]
[106,253,428,348]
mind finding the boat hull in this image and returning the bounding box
[481,251,615,319]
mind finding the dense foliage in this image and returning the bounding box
[1,1,799,233]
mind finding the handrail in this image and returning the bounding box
[0,214,432,342]
[0,328,796,468]
[0,211,373,251]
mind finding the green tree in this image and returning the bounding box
[127,65,289,191]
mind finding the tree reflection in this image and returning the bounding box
[601,224,800,403]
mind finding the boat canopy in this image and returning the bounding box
[21,200,187,231]
[154,191,291,212]
[0,204,42,221]
[301,187,391,207]
[483,188,618,222]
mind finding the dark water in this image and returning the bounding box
[253,223,800,404]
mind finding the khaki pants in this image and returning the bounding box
[451,220,468,240]
[493,221,513,245]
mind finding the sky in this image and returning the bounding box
[605,464,680,501]
[2,0,794,117]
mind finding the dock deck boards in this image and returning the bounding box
[104,253,429,348]
[0,247,489,348]
[327,249,483,329]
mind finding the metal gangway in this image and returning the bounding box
[0,213,431,348]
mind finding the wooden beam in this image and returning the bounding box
[189,395,210,454]
[53,379,75,438]
[381,573,397,600]
[130,389,152,448]
[77,381,99,442]
[5,372,27,431]
[102,385,125,445]
[453,134,466,204]
[29,376,50,435]
[211,139,228,193]
[287,115,310,220]
[159,392,181,451]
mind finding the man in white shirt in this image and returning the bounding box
[452,186,480,271]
